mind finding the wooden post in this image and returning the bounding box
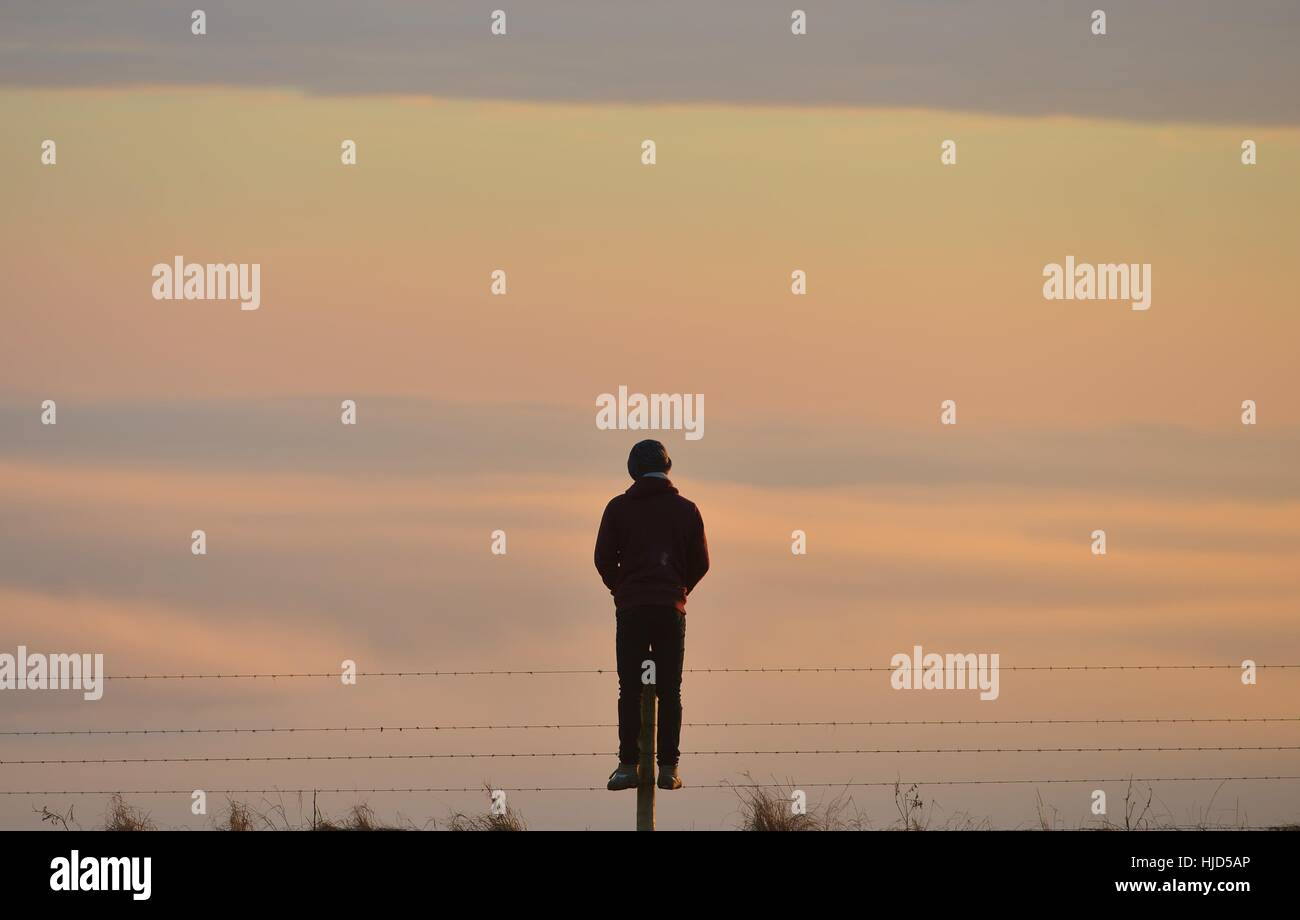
[636,684,656,831]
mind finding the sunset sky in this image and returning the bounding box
[1,1,1297,830]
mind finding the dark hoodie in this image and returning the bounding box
[594,476,710,613]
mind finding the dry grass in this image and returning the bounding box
[312,803,406,832]
[729,775,868,830]
[1035,789,1063,831]
[1106,778,1155,831]
[216,799,257,832]
[103,794,156,832]
[892,781,928,831]
[445,810,528,831]
[35,804,76,830]
[446,785,528,831]
[28,780,1296,831]
[727,778,984,831]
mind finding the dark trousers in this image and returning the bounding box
[615,605,686,766]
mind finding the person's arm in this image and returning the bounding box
[593,500,621,592]
[684,505,710,594]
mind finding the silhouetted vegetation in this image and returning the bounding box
[30,778,1298,831]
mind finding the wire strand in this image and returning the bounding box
[6,715,1299,736]
[4,775,1299,795]
[99,663,1300,680]
[5,745,1298,765]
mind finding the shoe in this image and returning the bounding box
[657,765,683,790]
[607,763,640,791]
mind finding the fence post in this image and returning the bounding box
[636,684,656,831]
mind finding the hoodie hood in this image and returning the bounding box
[625,476,679,499]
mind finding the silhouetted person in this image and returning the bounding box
[595,440,709,791]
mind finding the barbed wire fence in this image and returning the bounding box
[6,661,1300,828]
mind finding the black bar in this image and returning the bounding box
[1,829,1287,908]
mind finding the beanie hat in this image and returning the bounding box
[627,439,672,480]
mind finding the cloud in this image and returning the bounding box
[3,1,1299,124]
[1,397,1295,499]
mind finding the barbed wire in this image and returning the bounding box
[4,775,1299,795]
[6,715,1299,736]
[99,663,1300,680]
[5,744,1298,765]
